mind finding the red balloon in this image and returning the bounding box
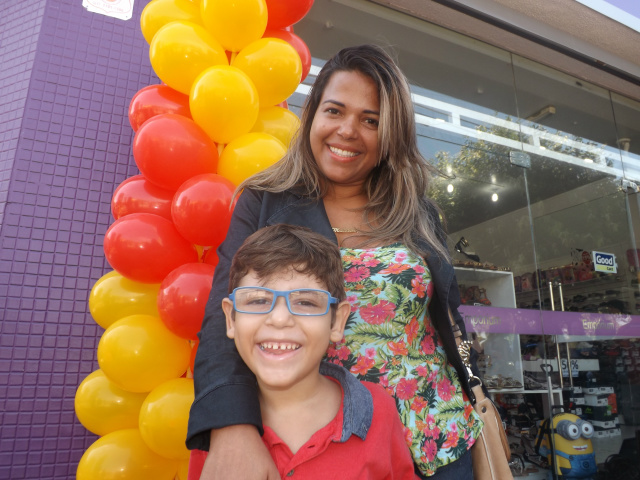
[133,114,219,191]
[129,84,191,132]
[157,263,215,340]
[111,175,174,221]
[263,29,311,82]
[265,0,314,29]
[104,213,198,283]
[202,248,219,267]
[171,174,235,247]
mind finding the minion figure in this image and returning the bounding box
[536,413,596,478]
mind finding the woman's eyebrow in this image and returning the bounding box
[321,99,380,115]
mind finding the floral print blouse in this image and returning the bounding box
[326,244,483,476]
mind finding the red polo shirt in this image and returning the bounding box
[188,363,418,479]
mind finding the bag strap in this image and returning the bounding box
[448,312,514,466]
[447,308,483,398]
[534,418,550,454]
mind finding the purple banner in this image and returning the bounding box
[459,305,640,338]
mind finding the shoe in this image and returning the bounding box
[503,378,523,389]
[478,287,492,306]
[523,374,545,390]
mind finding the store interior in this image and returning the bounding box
[296,0,640,477]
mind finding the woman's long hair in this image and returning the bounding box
[238,44,449,260]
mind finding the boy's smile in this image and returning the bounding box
[223,268,349,394]
[259,342,301,352]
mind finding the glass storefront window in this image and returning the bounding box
[296,0,640,473]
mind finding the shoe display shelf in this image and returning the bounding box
[521,359,574,416]
[454,267,525,394]
[515,273,633,314]
[455,267,571,419]
[456,267,517,308]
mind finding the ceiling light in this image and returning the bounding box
[447,184,454,193]
[491,193,499,202]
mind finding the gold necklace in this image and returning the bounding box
[332,227,358,233]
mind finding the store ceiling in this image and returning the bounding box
[295,0,639,232]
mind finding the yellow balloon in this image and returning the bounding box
[232,38,302,107]
[190,65,259,144]
[139,378,194,460]
[218,132,286,186]
[75,370,148,436]
[177,459,189,480]
[97,314,191,393]
[149,20,228,95]
[251,106,300,148]
[201,0,267,52]
[140,0,203,44]
[101,270,121,280]
[89,271,160,329]
[77,429,178,480]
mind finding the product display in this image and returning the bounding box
[484,375,523,390]
[455,259,639,477]
[453,259,510,271]
[523,374,547,390]
[535,411,597,478]
[459,284,492,305]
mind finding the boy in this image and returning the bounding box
[189,224,417,479]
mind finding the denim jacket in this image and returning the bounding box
[186,188,470,450]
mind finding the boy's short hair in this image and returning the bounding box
[228,224,346,302]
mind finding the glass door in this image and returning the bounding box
[512,56,640,465]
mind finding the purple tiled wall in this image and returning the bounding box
[0,2,47,227]
[0,1,156,478]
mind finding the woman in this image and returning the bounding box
[187,44,482,479]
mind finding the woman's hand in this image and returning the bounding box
[199,425,281,480]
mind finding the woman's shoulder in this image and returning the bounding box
[235,187,317,225]
[236,187,302,207]
[240,186,306,199]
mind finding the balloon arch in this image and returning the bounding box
[74,1,313,478]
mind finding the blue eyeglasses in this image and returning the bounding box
[229,287,339,316]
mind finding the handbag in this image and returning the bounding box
[448,309,513,480]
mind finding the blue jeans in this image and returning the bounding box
[415,449,473,480]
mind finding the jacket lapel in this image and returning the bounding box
[265,192,338,245]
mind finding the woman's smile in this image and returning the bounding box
[328,145,361,159]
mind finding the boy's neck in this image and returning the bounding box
[258,371,342,454]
